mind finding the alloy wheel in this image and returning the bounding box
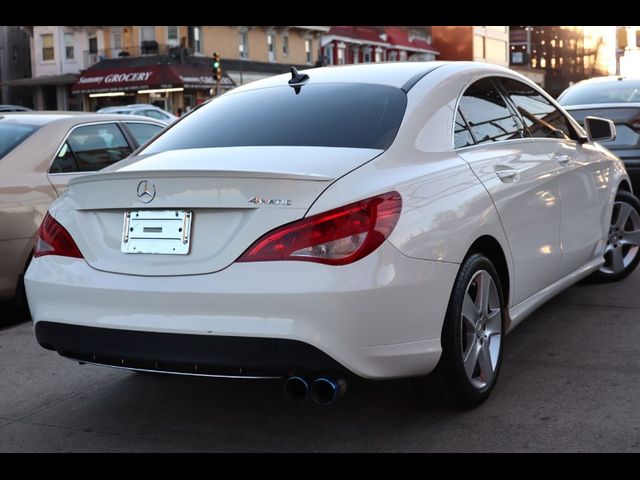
[460,270,502,389]
[601,200,640,275]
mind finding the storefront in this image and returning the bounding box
[72,57,220,115]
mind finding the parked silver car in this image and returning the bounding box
[97,104,178,124]
[558,76,640,191]
[0,105,32,112]
[0,112,165,311]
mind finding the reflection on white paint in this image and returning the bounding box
[539,244,553,255]
[537,190,557,207]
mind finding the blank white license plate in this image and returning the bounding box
[121,210,192,255]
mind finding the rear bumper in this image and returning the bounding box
[25,242,459,379]
[35,321,345,377]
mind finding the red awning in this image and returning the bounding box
[72,64,216,94]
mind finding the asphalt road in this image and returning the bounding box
[1,270,640,453]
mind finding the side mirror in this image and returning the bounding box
[584,116,616,143]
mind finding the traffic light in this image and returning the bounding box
[617,27,628,50]
[212,52,222,81]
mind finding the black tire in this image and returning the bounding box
[417,253,506,409]
[589,190,640,283]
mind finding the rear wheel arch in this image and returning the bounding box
[466,235,510,309]
[618,179,632,194]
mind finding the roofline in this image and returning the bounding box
[387,44,439,54]
[294,26,331,32]
[320,35,389,48]
[320,35,438,54]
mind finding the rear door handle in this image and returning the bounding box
[554,154,571,165]
[494,166,519,182]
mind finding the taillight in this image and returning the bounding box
[34,212,83,259]
[237,191,402,265]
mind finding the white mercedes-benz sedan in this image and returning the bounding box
[25,62,640,408]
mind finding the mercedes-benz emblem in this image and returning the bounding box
[137,180,156,203]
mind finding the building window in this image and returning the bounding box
[267,31,276,62]
[140,26,156,55]
[485,38,507,64]
[388,51,398,62]
[193,26,202,54]
[363,47,371,63]
[352,47,360,64]
[337,45,345,65]
[323,46,333,65]
[64,32,75,60]
[239,28,249,59]
[42,33,54,61]
[305,38,312,64]
[167,26,179,47]
[375,48,383,62]
[12,47,17,63]
[111,28,122,56]
[89,37,98,54]
[141,26,155,42]
[282,33,289,56]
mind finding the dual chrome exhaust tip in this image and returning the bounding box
[284,375,347,405]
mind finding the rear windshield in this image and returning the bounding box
[559,80,640,106]
[141,83,407,153]
[0,122,40,159]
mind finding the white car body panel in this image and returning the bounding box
[25,62,632,380]
[458,140,562,304]
[26,242,458,378]
[57,146,381,276]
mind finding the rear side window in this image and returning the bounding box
[50,123,133,173]
[456,77,526,146]
[498,78,575,140]
[141,83,407,153]
[125,122,164,146]
[454,109,475,149]
[0,122,40,159]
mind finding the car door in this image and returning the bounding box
[455,77,563,305]
[498,77,609,277]
[47,122,134,195]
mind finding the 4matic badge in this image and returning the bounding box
[248,196,292,206]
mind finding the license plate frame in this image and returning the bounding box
[121,210,192,255]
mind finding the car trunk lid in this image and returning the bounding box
[57,146,381,276]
